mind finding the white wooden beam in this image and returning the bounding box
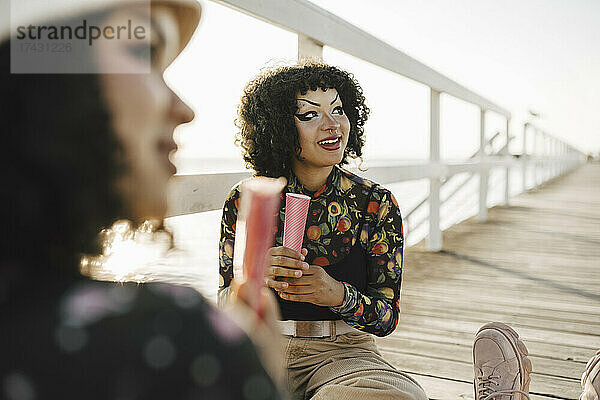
[211,0,511,117]
[504,118,511,205]
[298,34,323,61]
[167,171,251,217]
[478,109,488,222]
[428,89,442,251]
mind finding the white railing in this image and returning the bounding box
[167,0,585,251]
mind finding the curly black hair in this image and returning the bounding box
[235,61,370,178]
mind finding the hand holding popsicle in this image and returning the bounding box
[265,191,345,307]
[225,279,284,384]
[232,177,285,314]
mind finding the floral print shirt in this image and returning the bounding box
[219,166,404,337]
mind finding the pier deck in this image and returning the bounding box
[377,163,600,399]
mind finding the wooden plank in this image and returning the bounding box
[401,304,600,336]
[404,374,474,400]
[401,291,600,319]
[403,260,600,284]
[388,325,598,363]
[404,251,600,276]
[407,374,558,400]
[405,250,600,278]
[405,275,600,302]
[396,314,599,349]
[401,285,600,314]
[401,294,600,326]
[407,247,600,271]
[376,336,584,380]
[404,265,600,289]
[402,292,600,319]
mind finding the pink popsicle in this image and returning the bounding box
[232,177,285,313]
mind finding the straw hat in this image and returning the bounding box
[0,0,202,55]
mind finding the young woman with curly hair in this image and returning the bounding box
[219,63,428,400]
[216,57,600,400]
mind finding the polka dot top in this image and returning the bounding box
[0,265,283,399]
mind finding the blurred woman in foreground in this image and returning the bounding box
[0,1,282,398]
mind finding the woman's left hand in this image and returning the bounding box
[277,265,345,307]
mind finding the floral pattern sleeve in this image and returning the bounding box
[329,187,404,337]
[217,186,241,306]
[217,167,403,336]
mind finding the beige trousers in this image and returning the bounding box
[283,331,428,400]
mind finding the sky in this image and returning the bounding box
[164,0,600,174]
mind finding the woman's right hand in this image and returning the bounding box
[265,246,309,291]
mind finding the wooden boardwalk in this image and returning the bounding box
[377,163,600,400]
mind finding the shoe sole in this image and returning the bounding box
[582,350,600,391]
[476,322,533,399]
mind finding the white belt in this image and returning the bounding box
[278,320,359,339]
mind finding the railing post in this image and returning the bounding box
[558,140,562,175]
[561,141,564,173]
[559,141,563,175]
[552,137,557,178]
[541,132,546,183]
[552,136,555,178]
[558,140,563,175]
[298,34,323,61]
[559,140,563,174]
[544,133,549,182]
[544,132,552,181]
[522,122,528,192]
[428,88,442,251]
[557,139,562,176]
[504,118,510,205]
[478,108,488,222]
[549,136,553,179]
[533,128,539,188]
[565,144,569,171]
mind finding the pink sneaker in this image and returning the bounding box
[473,322,532,400]
[581,350,600,400]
